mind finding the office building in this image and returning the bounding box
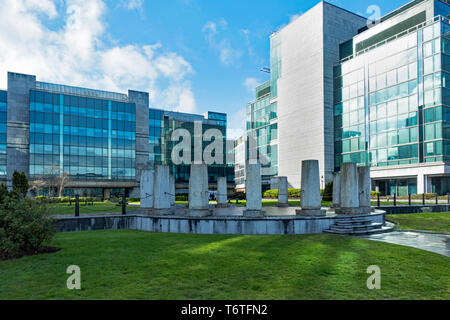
[2,72,233,198]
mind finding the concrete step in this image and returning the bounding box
[334,221,372,227]
[329,223,383,231]
[335,217,372,223]
[325,225,394,235]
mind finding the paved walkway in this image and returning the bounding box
[360,231,450,257]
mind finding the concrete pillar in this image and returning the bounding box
[358,167,371,214]
[331,172,340,208]
[103,188,111,200]
[244,162,263,216]
[153,165,173,214]
[296,160,325,216]
[216,177,228,208]
[277,176,289,207]
[425,176,432,194]
[169,174,176,206]
[189,164,211,216]
[139,170,154,211]
[336,163,360,215]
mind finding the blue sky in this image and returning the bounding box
[0,0,409,138]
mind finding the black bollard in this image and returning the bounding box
[394,193,397,206]
[69,199,72,206]
[377,193,380,207]
[75,194,80,217]
[436,194,439,205]
[408,193,411,206]
[422,193,425,205]
[122,196,126,215]
[448,193,450,204]
[92,199,94,206]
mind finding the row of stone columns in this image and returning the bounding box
[140,164,228,216]
[333,163,371,215]
[263,161,371,216]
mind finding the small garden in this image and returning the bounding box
[0,172,55,261]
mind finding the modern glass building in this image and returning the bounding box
[244,1,367,190]
[246,81,278,191]
[334,0,450,195]
[2,72,233,197]
[161,110,234,193]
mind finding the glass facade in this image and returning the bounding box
[0,90,6,178]
[247,81,278,188]
[149,109,164,168]
[270,33,282,99]
[335,14,450,169]
[163,115,234,185]
[205,111,227,127]
[29,90,136,181]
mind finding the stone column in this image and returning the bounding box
[189,164,211,216]
[331,172,341,208]
[358,166,371,214]
[139,170,154,213]
[169,174,176,206]
[336,162,360,215]
[296,160,325,216]
[216,177,228,208]
[244,162,263,216]
[277,176,289,207]
[153,165,173,215]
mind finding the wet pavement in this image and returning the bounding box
[360,231,450,257]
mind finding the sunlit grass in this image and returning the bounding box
[0,230,448,300]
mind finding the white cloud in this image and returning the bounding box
[289,12,303,22]
[244,77,259,93]
[123,0,144,10]
[0,0,195,112]
[202,19,242,66]
[227,108,247,140]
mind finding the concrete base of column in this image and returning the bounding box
[152,208,175,216]
[359,206,372,214]
[296,209,326,216]
[216,203,228,208]
[277,203,289,208]
[188,209,213,217]
[335,207,365,215]
[243,210,265,217]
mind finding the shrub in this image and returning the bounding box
[322,182,333,202]
[262,189,301,198]
[0,193,55,260]
[371,191,381,197]
[12,171,29,198]
[411,193,437,200]
[288,189,300,198]
[263,189,278,198]
[176,195,188,201]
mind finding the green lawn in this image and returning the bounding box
[0,230,448,300]
[387,212,450,233]
[49,202,137,216]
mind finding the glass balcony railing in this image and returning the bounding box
[36,81,128,102]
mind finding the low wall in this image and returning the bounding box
[377,204,450,214]
[53,211,386,235]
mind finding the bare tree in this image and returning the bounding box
[57,171,70,197]
[29,179,47,196]
[41,164,61,197]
